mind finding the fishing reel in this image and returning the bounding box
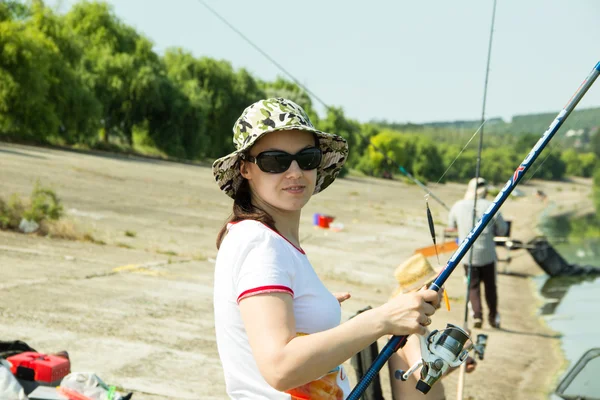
[394,323,473,394]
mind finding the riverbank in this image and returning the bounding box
[0,142,593,399]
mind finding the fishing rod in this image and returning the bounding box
[457,0,497,398]
[348,61,600,399]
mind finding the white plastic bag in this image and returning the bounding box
[0,358,28,400]
[58,373,128,400]
[18,218,39,234]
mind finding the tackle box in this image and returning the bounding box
[7,352,71,385]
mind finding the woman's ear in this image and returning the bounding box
[240,160,251,180]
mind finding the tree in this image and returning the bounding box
[561,149,582,177]
[64,1,166,145]
[0,0,30,22]
[593,166,600,212]
[163,50,265,158]
[0,17,58,137]
[356,130,414,178]
[591,130,600,158]
[412,137,445,182]
[28,1,101,142]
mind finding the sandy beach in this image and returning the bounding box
[0,142,594,399]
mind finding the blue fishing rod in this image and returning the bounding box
[348,61,600,399]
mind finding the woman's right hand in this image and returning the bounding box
[376,289,440,336]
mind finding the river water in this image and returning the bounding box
[535,212,600,395]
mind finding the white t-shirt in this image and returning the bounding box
[213,220,351,399]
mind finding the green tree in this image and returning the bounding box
[411,137,445,182]
[593,165,600,212]
[0,0,30,22]
[355,130,414,177]
[561,149,582,176]
[64,1,166,145]
[591,130,600,158]
[0,17,58,137]
[28,1,101,142]
[579,152,597,177]
[163,49,265,158]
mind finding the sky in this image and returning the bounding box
[50,0,600,124]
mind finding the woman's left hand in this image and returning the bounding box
[333,292,351,304]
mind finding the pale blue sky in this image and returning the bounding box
[51,0,600,124]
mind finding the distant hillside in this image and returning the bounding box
[373,107,600,136]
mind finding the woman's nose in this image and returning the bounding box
[285,160,303,178]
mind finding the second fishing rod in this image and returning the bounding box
[347,60,600,399]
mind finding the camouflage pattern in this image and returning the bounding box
[212,98,349,199]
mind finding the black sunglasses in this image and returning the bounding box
[241,147,323,174]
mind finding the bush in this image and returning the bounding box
[0,181,63,231]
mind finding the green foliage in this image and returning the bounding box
[0,17,59,137]
[23,182,64,222]
[0,0,31,22]
[594,165,600,212]
[0,0,591,187]
[0,194,25,229]
[411,137,445,182]
[561,149,597,177]
[355,130,414,178]
[591,130,600,158]
[64,1,165,145]
[0,181,63,230]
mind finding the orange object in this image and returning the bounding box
[414,240,459,258]
[57,387,94,400]
[443,289,451,311]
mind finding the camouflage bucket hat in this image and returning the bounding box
[212,98,349,199]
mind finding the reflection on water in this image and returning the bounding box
[539,275,599,316]
[538,212,600,396]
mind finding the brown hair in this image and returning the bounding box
[216,178,276,249]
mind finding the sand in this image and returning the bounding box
[0,142,593,399]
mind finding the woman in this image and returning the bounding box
[212,98,442,399]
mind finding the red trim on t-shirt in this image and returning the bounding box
[228,220,306,254]
[237,285,294,303]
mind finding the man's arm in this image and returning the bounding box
[493,212,509,237]
[448,204,458,230]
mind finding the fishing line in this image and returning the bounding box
[435,119,487,186]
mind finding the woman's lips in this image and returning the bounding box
[283,185,305,194]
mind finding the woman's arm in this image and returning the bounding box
[239,290,439,391]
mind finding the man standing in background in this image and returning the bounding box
[448,177,509,329]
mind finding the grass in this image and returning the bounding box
[83,233,106,245]
[124,230,137,237]
[0,181,63,231]
[156,249,178,256]
[0,181,105,244]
